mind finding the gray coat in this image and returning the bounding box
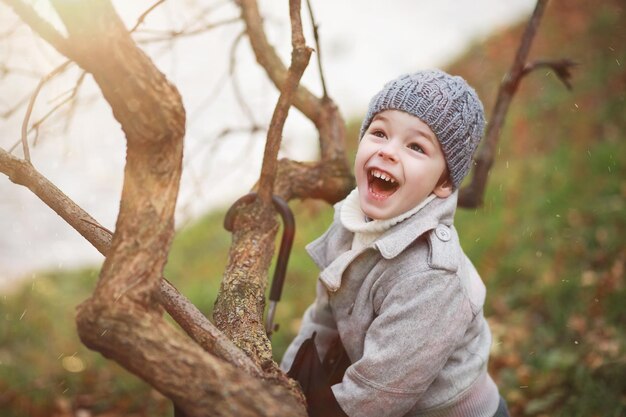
[281,193,500,417]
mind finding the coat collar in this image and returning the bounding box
[309,192,458,292]
[375,191,457,259]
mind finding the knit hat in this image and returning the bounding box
[359,69,486,188]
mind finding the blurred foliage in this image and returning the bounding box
[1,0,624,416]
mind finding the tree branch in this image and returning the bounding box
[230,30,259,128]
[212,0,311,387]
[158,279,263,377]
[135,17,241,44]
[129,0,166,33]
[30,70,87,135]
[522,58,578,90]
[237,0,349,165]
[305,0,328,99]
[257,0,312,202]
[458,0,573,208]
[0,148,112,252]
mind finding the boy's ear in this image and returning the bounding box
[433,177,454,198]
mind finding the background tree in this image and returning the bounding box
[0,0,582,416]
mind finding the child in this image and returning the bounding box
[281,70,510,417]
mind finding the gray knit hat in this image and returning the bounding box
[359,70,486,188]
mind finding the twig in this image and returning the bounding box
[21,60,72,161]
[257,0,312,202]
[229,30,258,127]
[31,70,87,132]
[305,0,328,98]
[81,218,114,236]
[1,94,30,120]
[129,0,166,33]
[135,17,241,44]
[522,58,578,90]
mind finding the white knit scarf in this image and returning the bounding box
[340,188,436,251]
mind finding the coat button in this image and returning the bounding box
[435,225,451,242]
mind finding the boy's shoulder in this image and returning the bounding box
[386,222,463,276]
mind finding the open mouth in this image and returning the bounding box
[367,168,399,199]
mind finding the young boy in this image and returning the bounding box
[281,70,509,417]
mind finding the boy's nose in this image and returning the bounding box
[377,141,399,162]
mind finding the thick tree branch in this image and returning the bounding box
[213,0,311,383]
[158,279,263,377]
[273,158,354,203]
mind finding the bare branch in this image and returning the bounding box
[238,0,319,120]
[257,0,312,202]
[237,0,353,200]
[230,30,259,127]
[1,94,30,120]
[30,70,87,134]
[80,218,114,236]
[129,0,166,33]
[522,58,578,90]
[273,158,355,203]
[19,60,72,161]
[136,17,241,44]
[305,0,328,98]
[458,0,573,208]
[0,148,113,253]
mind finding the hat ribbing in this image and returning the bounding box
[359,70,486,188]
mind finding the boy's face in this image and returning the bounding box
[354,110,452,220]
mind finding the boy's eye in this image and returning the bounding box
[371,130,386,138]
[408,143,425,153]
